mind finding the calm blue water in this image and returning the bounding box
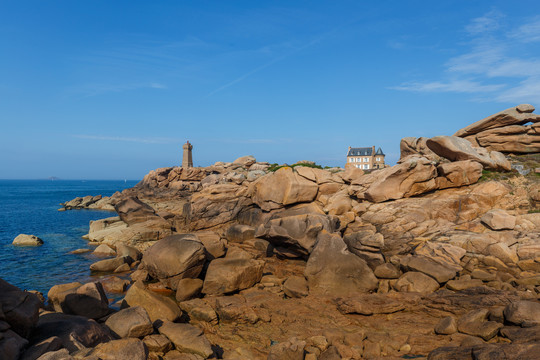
[0,180,138,294]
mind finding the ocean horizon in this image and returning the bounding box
[0,179,138,294]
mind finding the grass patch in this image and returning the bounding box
[268,162,324,172]
[479,169,519,182]
[528,209,540,214]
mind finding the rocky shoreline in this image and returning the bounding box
[2,104,540,359]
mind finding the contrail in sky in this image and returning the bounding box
[207,25,345,97]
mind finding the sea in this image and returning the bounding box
[0,179,138,295]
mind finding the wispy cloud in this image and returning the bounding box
[72,135,178,144]
[69,82,167,97]
[391,80,504,93]
[392,11,540,103]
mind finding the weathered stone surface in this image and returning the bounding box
[252,167,319,211]
[214,295,259,324]
[351,156,438,203]
[435,160,483,190]
[0,278,40,338]
[196,231,226,260]
[20,336,63,360]
[114,196,162,225]
[105,306,153,338]
[202,257,264,295]
[90,256,130,273]
[504,301,540,327]
[30,313,113,353]
[446,279,484,291]
[188,183,253,230]
[141,234,206,290]
[143,334,172,353]
[343,230,385,269]
[13,234,43,246]
[226,224,255,243]
[122,281,182,322]
[283,276,309,298]
[374,263,400,279]
[267,337,306,360]
[455,104,540,137]
[233,155,256,167]
[399,137,441,162]
[158,321,213,358]
[92,243,116,256]
[394,272,440,293]
[88,338,148,360]
[175,278,203,302]
[0,329,28,360]
[305,231,378,296]
[427,136,511,171]
[255,214,337,257]
[481,209,516,230]
[55,282,110,319]
[35,348,73,360]
[434,316,457,335]
[116,243,142,261]
[336,293,409,315]
[401,255,458,284]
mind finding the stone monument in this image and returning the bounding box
[182,141,193,168]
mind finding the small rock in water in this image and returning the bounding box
[12,234,44,246]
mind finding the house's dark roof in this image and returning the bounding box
[347,147,373,156]
[375,147,385,156]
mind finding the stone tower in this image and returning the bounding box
[182,141,193,168]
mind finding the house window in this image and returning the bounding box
[356,164,361,168]
[364,164,369,169]
[349,158,353,162]
[376,157,381,161]
[363,157,369,162]
[356,157,360,162]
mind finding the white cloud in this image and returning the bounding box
[391,80,504,93]
[69,82,167,97]
[508,16,540,43]
[465,10,503,35]
[393,11,540,103]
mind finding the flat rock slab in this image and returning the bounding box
[158,321,213,358]
[335,293,417,315]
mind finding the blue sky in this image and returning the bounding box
[2,1,540,179]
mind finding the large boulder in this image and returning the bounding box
[426,135,511,171]
[435,160,483,190]
[122,281,182,323]
[202,258,264,295]
[233,155,256,167]
[255,214,338,257]
[350,156,438,203]
[30,313,113,353]
[0,330,28,360]
[251,167,319,211]
[393,272,440,293]
[400,255,458,284]
[188,183,253,230]
[12,234,43,246]
[105,306,153,339]
[87,338,148,360]
[504,301,540,327]
[114,196,163,226]
[304,231,378,296]
[399,137,441,162]
[47,282,110,319]
[481,209,516,230]
[0,278,40,338]
[158,321,213,358]
[454,104,540,137]
[141,234,206,290]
